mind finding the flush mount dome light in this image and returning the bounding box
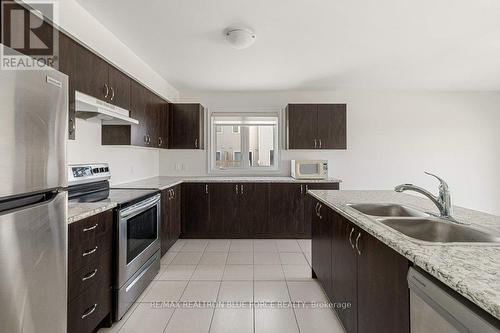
[225,28,256,49]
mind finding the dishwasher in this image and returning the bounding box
[408,267,500,333]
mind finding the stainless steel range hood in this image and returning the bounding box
[75,91,139,125]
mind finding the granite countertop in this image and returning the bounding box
[307,189,500,320]
[113,176,341,190]
[68,201,117,224]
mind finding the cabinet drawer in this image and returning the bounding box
[68,284,112,333]
[68,250,112,303]
[69,210,113,249]
[69,231,113,274]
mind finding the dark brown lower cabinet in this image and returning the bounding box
[312,204,410,333]
[161,185,181,256]
[68,210,113,333]
[181,182,339,239]
[311,200,333,298]
[181,183,209,237]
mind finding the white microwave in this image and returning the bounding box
[291,160,328,179]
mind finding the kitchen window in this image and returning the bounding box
[210,112,279,173]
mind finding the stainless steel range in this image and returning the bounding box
[68,163,161,320]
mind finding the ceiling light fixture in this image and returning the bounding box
[225,28,256,49]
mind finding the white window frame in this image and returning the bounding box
[208,108,282,175]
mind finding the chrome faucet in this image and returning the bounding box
[395,172,468,224]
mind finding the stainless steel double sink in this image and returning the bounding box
[346,203,500,244]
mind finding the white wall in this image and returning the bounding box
[52,0,178,183]
[67,118,159,185]
[160,90,500,215]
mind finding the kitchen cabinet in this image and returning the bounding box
[158,100,169,149]
[303,182,340,237]
[331,211,358,333]
[286,104,347,149]
[161,185,181,256]
[356,226,410,333]
[208,183,267,238]
[169,103,205,149]
[68,210,113,333]
[58,32,79,140]
[181,183,210,237]
[311,204,410,333]
[108,65,131,110]
[311,200,333,298]
[268,183,304,237]
[102,81,168,148]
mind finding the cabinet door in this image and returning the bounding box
[130,81,148,146]
[311,201,333,298]
[169,104,204,149]
[331,214,358,333]
[317,104,347,149]
[209,183,239,237]
[241,183,268,238]
[108,66,131,110]
[145,91,160,148]
[181,183,209,236]
[268,184,304,237]
[160,189,170,257]
[171,185,182,240]
[303,183,340,237]
[158,101,169,149]
[58,32,78,140]
[356,231,410,333]
[287,104,317,149]
[73,43,109,100]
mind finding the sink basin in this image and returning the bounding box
[378,218,500,243]
[347,203,429,217]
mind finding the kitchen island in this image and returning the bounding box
[308,189,500,328]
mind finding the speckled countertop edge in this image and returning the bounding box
[113,176,342,191]
[67,202,117,224]
[307,190,500,321]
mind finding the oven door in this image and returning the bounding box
[117,194,161,287]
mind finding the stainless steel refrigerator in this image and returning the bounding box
[0,46,68,333]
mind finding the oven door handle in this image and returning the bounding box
[120,194,161,219]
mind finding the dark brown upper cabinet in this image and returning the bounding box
[108,65,131,110]
[169,104,205,149]
[158,100,169,149]
[286,103,347,149]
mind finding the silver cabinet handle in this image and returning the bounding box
[318,204,323,219]
[103,83,109,98]
[240,184,243,194]
[195,138,198,148]
[82,269,98,282]
[110,86,115,101]
[158,137,163,147]
[349,228,355,249]
[205,184,208,194]
[82,223,98,232]
[82,246,98,257]
[235,184,239,195]
[314,139,317,148]
[81,304,98,319]
[319,139,322,148]
[144,135,148,145]
[300,185,303,195]
[355,233,362,255]
[315,202,320,217]
[305,185,309,192]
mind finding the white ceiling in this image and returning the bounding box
[77,0,500,91]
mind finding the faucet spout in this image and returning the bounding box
[394,183,444,214]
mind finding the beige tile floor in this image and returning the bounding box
[99,239,345,333]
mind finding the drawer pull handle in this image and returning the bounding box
[81,303,98,319]
[349,228,355,249]
[82,224,98,232]
[82,269,98,282]
[82,246,98,257]
[355,233,362,255]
